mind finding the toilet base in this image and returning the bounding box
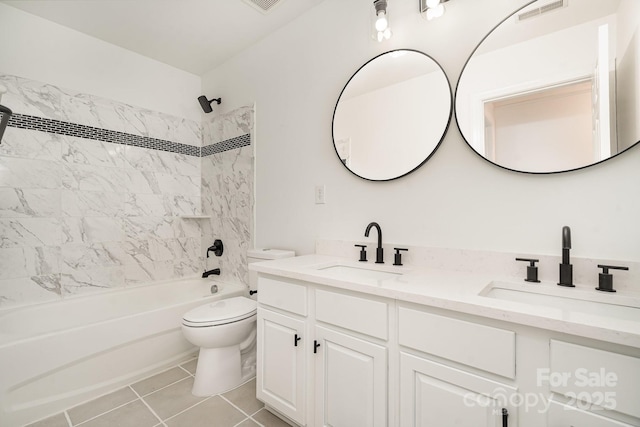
[192,345,241,396]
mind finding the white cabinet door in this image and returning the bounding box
[314,325,387,427]
[257,309,306,426]
[400,352,516,427]
[548,400,637,427]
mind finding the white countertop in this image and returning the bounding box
[250,254,640,349]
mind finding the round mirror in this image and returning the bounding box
[332,49,452,181]
[456,0,640,174]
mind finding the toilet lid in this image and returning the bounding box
[182,296,257,327]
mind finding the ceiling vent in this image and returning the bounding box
[516,0,567,22]
[242,0,284,14]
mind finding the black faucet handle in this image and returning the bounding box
[393,248,408,266]
[516,258,540,283]
[354,244,368,262]
[207,239,224,258]
[596,264,629,293]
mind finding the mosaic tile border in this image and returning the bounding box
[6,113,250,157]
[202,134,251,156]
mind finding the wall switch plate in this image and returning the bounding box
[315,185,326,204]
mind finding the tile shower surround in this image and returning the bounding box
[0,74,254,309]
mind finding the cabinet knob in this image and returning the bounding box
[502,408,509,427]
[314,340,320,354]
[294,334,301,347]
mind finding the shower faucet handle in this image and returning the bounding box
[207,239,224,257]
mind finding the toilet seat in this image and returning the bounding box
[182,296,257,328]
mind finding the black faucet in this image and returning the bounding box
[558,226,574,287]
[365,222,384,264]
[202,268,221,278]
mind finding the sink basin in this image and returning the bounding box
[317,265,402,281]
[482,282,640,322]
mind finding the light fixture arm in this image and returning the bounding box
[374,0,388,14]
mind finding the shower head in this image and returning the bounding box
[198,95,221,113]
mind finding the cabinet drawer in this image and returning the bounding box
[315,289,388,339]
[550,340,640,419]
[398,307,515,379]
[258,276,307,316]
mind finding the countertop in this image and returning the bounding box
[250,254,640,349]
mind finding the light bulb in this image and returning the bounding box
[383,28,391,40]
[426,3,444,20]
[375,11,388,31]
[377,31,384,42]
[426,0,440,8]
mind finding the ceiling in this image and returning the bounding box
[2,0,324,76]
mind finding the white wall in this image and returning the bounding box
[202,0,640,262]
[0,3,201,121]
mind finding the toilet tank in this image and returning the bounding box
[247,248,295,298]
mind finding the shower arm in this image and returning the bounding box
[0,104,13,144]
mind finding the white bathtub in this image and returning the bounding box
[0,277,246,427]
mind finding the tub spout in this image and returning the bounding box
[202,268,220,278]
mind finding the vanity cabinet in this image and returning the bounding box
[398,305,518,427]
[256,276,308,425]
[257,309,306,425]
[313,325,387,427]
[399,352,515,427]
[255,271,640,427]
[257,275,389,427]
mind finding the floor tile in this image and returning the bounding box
[67,387,137,425]
[251,409,293,427]
[236,419,260,427]
[142,377,205,420]
[24,412,69,427]
[132,367,190,396]
[222,379,263,415]
[164,396,246,427]
[77,400,158,427]
[180,358,198,375]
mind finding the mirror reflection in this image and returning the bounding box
[456,0,640,173]
[332,49,452,181]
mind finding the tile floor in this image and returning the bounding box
[26,358,292,427]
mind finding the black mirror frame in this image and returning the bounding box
[332,49,453,182]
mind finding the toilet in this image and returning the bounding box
[182,248,294,396]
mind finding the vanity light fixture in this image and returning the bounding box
[372,0,392,42]
[420,0,450,21]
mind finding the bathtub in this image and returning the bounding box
[0,277,246,427]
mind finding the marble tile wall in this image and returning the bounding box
[0,74,204,309]
[201,106,254,287]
